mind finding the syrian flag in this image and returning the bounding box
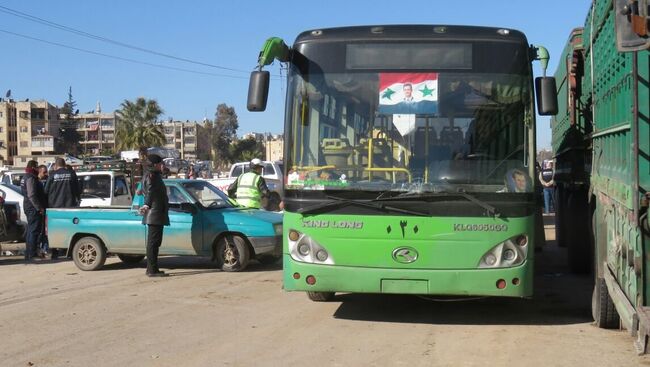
[378,73,438,115]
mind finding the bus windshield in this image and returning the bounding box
[285,42,534,194]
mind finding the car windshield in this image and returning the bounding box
[181,181,235,209]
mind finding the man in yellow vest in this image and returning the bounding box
[227,158,271,209]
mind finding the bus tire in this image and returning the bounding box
[592,277,620,329]
[307,291,335,302]
[118,254,145,264]
[72,236,106,271]
[215,234,250,272]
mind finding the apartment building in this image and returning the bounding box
[161,120,207,160]
[0,99,60,166]
[265,135,284,162]
[71,103,117,155]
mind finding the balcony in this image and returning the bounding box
[31,135,54,152]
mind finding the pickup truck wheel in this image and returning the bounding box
[117,254,145,264]
[307,291,335,302]
[215,235,250,272]
[72,237,106,271]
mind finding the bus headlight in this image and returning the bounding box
[478,234,528,268]
[287,229,335,265]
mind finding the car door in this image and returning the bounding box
[112,175,131,206]
[158,184,201,255]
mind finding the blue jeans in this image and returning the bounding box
[543,187,555,214]
[25,208,43,259]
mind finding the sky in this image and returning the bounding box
[0,0,593,149]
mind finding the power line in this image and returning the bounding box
[0,4,252,74]
[0,28,255,79]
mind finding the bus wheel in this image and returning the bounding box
[307,291,335,302]
[118,254,145,264]
[72,236,106,271]
[592,278,619,328]
[215,235,250,272]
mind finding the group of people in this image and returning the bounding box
[21,158,81,262]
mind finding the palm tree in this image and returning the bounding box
[115,97,166,151]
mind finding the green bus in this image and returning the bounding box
[248,25,557,301]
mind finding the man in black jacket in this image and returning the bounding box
[45,158,81,208]
[139,154,170,277]
[20,160,47,262]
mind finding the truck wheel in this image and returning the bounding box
[215,235,250,272]
[592,277,620,329]
[118,254,144,264]
[307,291,335,302]
[72,236,107,271]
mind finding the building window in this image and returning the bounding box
[31,108,45,120]
[20,126,28,133]
[20,141,28,147]
[19,111,29,118]
[0,112,3,117]
[0,127,3,133]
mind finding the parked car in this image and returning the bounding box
[0,170,25,187]
[0,191,25,243]
[0,183,27,225]
[78,171,132,207]
[47,180,282,271]
[205,160,283,211]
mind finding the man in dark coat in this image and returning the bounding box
[45,158,81,208]
[20,160,47,262]
[139,154,170,277]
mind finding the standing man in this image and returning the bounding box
[139,154,169,277]
[538,160,556,214]
[227,158,271,209]
[20,160,47,262]
[45,158,81,259]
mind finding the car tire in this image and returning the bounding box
[72,236,107,271]
[307,291,335,302]
[118,254,145,264]
[215,234,250,272]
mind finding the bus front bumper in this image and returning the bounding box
[283,255,533,298]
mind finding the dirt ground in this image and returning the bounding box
[1,216,649,367]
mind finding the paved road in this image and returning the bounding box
[0,217,648,367]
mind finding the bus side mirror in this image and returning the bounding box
[247,71,270,112]
[535,77,558,116]
[615,0,650,51]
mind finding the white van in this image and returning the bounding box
[78,171,132,207]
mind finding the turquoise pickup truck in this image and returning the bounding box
[46,179,283,272]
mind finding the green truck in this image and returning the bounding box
[551,0,649,352]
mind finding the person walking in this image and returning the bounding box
[45,158,81,259]
[20,160,47,262]
[139,154,170,277]
[227,158,270,209]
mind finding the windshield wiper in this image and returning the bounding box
[374,190,500,218]
[298,195,429,216]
